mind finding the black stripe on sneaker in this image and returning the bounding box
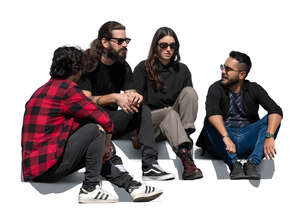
[99,193,105,200]
[95,191,101,199]
[104,194,109,200]
[145,186,148,193]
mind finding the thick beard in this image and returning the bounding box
[107,47,127,63]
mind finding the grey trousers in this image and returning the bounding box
[151,87,198,151]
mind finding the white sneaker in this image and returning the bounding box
[129,184,163,202]
[79,185,119,203]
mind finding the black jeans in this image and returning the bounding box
[34,123,139,191]
[105,104,158,168]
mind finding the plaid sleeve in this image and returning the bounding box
[64,84,113,133]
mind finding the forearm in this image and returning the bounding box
[208,115,228,137]
[124,89,136,93]
[267,113,282,134]
[82,90,118,106]
[208,115,236,153]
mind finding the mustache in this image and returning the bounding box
[222,74,228,79]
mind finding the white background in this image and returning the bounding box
[1,0,299,221]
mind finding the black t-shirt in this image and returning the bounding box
[133,60,193,110]
[78,60,133,96]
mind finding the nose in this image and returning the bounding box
[121,41,127,47]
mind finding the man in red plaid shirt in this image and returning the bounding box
[21,46,163,203]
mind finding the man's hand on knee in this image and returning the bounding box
[264,138,276,159]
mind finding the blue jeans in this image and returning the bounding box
[201,115,280,168]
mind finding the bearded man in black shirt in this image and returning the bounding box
[78,21,174,181]
[196,51,283,180]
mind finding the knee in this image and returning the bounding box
[82,123,104,137]
[165,109,180,121]
[181,87,198,101]
[141,104,151,114]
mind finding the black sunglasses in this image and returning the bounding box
[109,37,131,45]
[158,42,176,49]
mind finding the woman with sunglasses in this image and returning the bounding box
[133,27,203,180]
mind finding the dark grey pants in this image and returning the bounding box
[105,104,158,168]
[34,123,139,191]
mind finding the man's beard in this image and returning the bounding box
[221,75,239,87]
[106,47,127,63]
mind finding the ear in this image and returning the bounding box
[101,38,109,49]
[239,71,247,80]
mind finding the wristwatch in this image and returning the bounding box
[265,132,275,138]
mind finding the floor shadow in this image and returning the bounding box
[111,184,132,202]
[113,140,171,159]
[172,158,183,180]
[211,160,230,179]
[249,159,275,187]
[194,148,217,160]
[194,148,275,186]
[29,172,84,194]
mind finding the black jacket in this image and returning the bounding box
[205,80,283,122]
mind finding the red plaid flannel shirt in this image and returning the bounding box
[21,78,113,181]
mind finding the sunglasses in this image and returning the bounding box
[158,42,176,49]
[109,37,131,45]
[220,64,239,73]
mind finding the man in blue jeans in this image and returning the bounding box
[196,51,283,180]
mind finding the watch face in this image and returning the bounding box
[266,132,274,138]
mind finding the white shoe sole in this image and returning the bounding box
[79,198,119,204]
[142,174,175,181]
[132,191,163,202]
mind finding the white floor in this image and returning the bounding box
[11,136,299,222]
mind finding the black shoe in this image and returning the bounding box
[142,164,175,181]
[230,162,246,180]
[244,161,261,180]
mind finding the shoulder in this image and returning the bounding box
[178,62,189,69]
[209,80,223,90]
[175,62,191,75]
[133,60,147,74]
[134,60,146,69]
[244,80,264,91]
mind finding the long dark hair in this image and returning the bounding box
[145,27,181,91]
[85,21,126,72]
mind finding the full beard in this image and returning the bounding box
[107,47,127,63]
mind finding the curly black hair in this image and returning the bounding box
[50,46,85,78]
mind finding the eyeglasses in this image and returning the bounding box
[220,64,239,73]
[158,42,176,49]
[109,37,131,45]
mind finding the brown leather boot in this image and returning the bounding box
[177,149,203,180]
